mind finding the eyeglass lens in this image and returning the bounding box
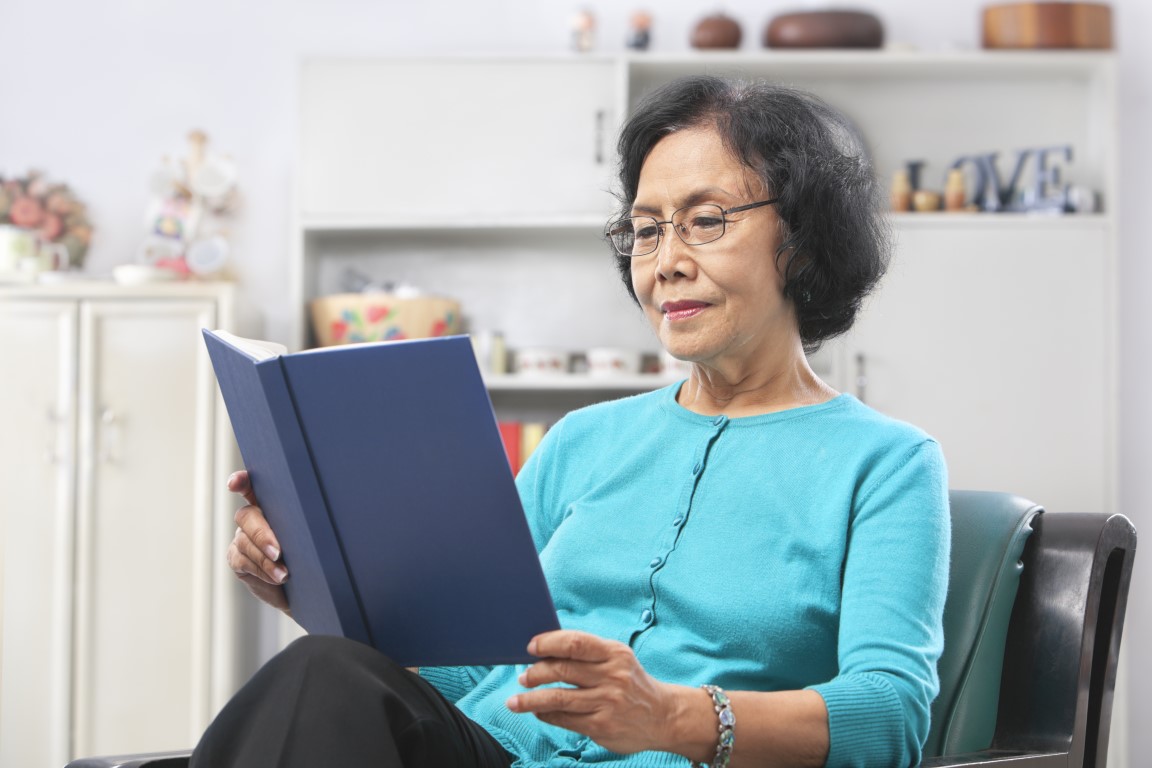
[608,205,728,257]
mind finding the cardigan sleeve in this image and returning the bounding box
[808,439,951,768]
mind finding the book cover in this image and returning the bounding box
[202,330,559,667]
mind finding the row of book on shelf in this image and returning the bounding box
[498,421,549,473]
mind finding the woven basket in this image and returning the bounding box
[309,293,461,346]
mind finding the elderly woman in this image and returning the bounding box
[198,75,949,768]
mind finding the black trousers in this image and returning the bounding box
[191,635,516,768]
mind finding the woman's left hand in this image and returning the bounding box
[506,630,685,755]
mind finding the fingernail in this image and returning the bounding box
[264,545,280,562]
[518,672,527,686]
[527,638,537,655]
[506,696,520,712]
[272,566,288,584]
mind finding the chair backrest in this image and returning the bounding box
[993,511,1137,768]
[925,492,1137,768]
[926,491,1043,757]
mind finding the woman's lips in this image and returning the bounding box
[661,300,710,322]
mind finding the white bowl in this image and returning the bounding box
[514,348,568,376]
[587,347,642,377]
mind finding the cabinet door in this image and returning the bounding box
[71,299,219,757]
[0,300,78,768]
[300,58,618,220]
[844,223,1111,513]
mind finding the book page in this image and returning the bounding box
[210,330,287,361]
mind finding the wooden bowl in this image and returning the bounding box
[692,13,743,49]
[983,2,1112,49]
[764,10,884,49]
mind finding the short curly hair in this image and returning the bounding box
[611,75,890,353]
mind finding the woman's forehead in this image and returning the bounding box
[636,129,765,204]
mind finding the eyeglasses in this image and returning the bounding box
[605,199,778,257]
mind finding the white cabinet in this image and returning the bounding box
[0,282,243,766]
[842,216,1114,512]
[300,58,618,221]
[292,53,1118,516]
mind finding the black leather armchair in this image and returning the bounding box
[66,492,1136,768]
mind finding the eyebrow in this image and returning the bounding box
[631,187,736,216]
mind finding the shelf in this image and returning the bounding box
[890,212,1113,229]
[484,373,674,392]
[624,49,1115,79]
[299,214,610,232]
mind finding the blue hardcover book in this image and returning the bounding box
[202,330,559,666]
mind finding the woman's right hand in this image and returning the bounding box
[227,470,291,615]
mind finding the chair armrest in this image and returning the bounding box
[65,751,191,768]
[922,750,1069,767]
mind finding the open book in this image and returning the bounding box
[202,330,559,666]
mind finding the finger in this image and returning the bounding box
[229,525,288,585]
[519,657,604,690]
[234,503,283,564]
[529,630,616,663]
[227,470,259,507]
[234,570,290,613]
[507,686,601,716]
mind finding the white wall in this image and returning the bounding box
[3,0,1148,760]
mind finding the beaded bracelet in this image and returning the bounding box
[697,684,735,768]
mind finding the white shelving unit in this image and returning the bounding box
[292,51,1117,512]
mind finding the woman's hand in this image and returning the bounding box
[506,630,696,756]
[226,470,291,615]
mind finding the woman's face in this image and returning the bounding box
[629,126,798,371]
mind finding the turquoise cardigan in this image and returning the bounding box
[422,386,950,768]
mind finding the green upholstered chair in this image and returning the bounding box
[67,492,1137,768]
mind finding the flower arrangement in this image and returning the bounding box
[0,170,93,268]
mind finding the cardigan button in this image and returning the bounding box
[640,609,653,625]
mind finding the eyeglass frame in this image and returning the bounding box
[605,198,779,258]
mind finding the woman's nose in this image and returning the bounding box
[653,225,693,280]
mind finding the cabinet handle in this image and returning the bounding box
[99,407,121,464]
[595,109,605,165]
[855,353,868,404]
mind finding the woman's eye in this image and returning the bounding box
[691,216,724,231]
[635,225,660,241]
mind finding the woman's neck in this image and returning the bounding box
[676,349,838,418]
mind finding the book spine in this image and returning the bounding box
[497,421,551,473]
[498,421,521,471]
[520,422,547,467]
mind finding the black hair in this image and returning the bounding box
[611,75,890,353]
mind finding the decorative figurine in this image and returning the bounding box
[571,8,596,52]
[890,170,912,212]
[627,10,653,50]
[912,189,942,212]
[691,12,742,49]
[944,169,967,212]
[140,130,239,277]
